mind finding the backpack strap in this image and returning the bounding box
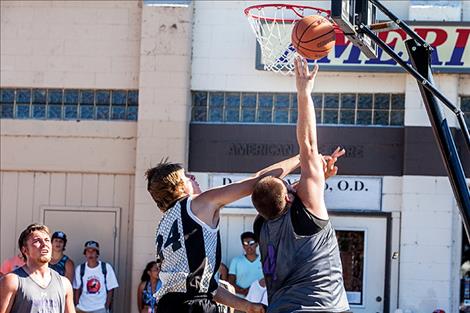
[101,261,108,291]
[79,263,86,296]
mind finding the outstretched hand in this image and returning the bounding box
[294,56,319,94]
[321,147,346,179]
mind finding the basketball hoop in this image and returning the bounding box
[244,4,331,75]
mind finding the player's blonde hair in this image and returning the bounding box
[252,176,288,219]
[146,160,185,212]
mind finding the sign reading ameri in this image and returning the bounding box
[256,23,470,73]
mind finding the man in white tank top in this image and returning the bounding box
[0,223,76,313]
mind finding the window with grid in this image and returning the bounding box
[191,91,405,126]
[0,88,138,121]
[461,96,470,129]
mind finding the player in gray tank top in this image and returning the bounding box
[0,223,76,313]
[252,56,349,313]
[10,267,65,313]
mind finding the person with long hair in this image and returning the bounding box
[137,261,162,313]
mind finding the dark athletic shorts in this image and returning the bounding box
[157,292,218,313]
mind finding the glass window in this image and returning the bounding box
[341,94,356,109]
[391,94,405,109]
[289,107,298,124]
[16,104,30,119]
[323,110,338,124]
[242,108,255,122]
[209,106,223,122]
[274,109,289,123]
[16,89,31,104]
[190,91,404,126]
[1,89,15,104]
[33,89,47,104]
[112,90,127,106]
[1,103,14,118]
[80,90,94,105]
[210,92,224,107]
[337,230,365,305]
[357,110,372,125]
[259,93,273,108]
[358,94,373,109]
[96,106,110,120]
[48,89,63,105]
[225,92,240,108]
[461,96,470,112]
[64,105,78,120]
[64,90,79,105]
[340,109,355,124]
[225,93,240,122]
[274,94,290,109]
[312,94,322,108]
[242,93,256,108]
[390,111,404,126]
[47,105,62,119]
[225,109,240,122]
[374,94,390,110]
[373,110,389,125]
[324,94,339,109]
[194,91,208,107]
[96,90,110,106]
[257,108,272,123]
[32,104,46,119]
[127,106,138,120]
[192,107,207,122]
[315,109,322,122]
[128,91,139,106]
[80,105,94,120]
[111,106,126,120]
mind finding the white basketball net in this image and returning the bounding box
[245,4,330,75]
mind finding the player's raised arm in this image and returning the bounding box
[294,56,329,220]
[191,154,300,225]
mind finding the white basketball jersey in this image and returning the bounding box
[155,197,221,300]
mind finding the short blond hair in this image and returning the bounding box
[251,176,287,220]
[146,160,185,212]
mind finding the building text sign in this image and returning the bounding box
[210,175,382,211]
[257,23,470,73]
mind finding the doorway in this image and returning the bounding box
[41,207,120,273]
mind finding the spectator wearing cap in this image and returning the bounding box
[49,230,75,282]
[228,231,264,297]
[73,240,119,313]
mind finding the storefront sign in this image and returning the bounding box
[256,23,470,73]
[210,175,382,211]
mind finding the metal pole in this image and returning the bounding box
[405,39,470,238]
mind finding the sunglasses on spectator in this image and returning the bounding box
[243,240,257,246]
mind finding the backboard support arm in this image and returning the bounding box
[355,1,470,237]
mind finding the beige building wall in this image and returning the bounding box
[1,1,144,312]
[0,0,141,89]
[131,3,193,310]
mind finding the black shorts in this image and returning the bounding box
[157,292,218,313]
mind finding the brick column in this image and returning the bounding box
[131,3,193,311]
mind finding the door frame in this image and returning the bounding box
[40,206,121,269]
[330,211,393,313]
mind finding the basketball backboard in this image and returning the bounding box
[331,0,378,58]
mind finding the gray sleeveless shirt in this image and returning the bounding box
[257,197,350,313]
[11,267,65,313]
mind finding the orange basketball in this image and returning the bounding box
[291,15,336,60]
